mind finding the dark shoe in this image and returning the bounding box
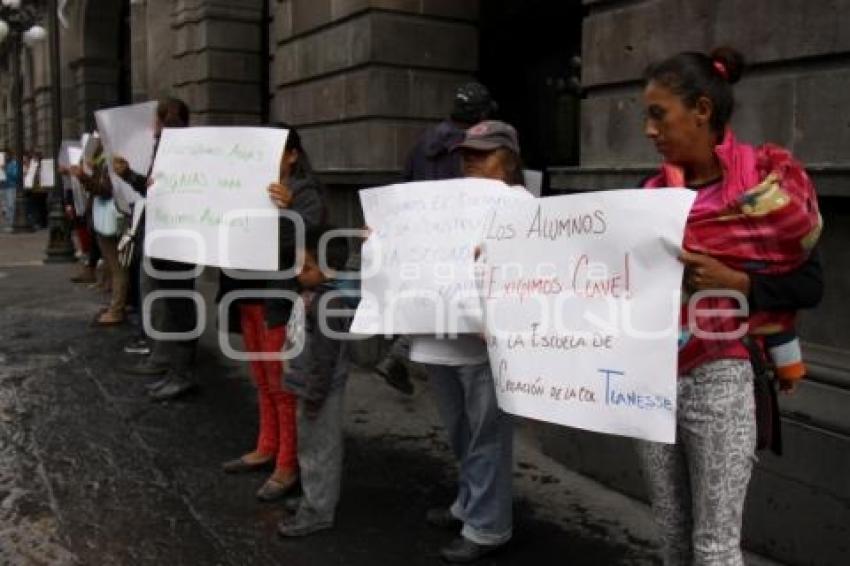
[145,374,172,393]
[124,338,151,356]
[96,311,125,326]
[440,537,505,564]
[256,473,299,502]
[426,507,463,530]
[221,456,274,474]
[148,375,197,402]
[124,359,169,376]
[277,515,333,538]
[375,357,414,395]
[282,496,302,514]
[70,266,96,283]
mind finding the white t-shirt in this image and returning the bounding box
[409,335,489,366]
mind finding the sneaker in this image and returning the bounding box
[277,515,333,538]
[440,537,506,564]
[124,338,151,356]
[148,374,197,402]
[145,374,173,393]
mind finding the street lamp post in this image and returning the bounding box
[0,0,46,234]
[43,0,75,262]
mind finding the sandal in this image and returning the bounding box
[221,455,274,474]
[256,472,299,502]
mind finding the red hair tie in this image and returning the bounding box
[713,60,729,81]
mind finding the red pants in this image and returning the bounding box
[240,304,297,473]
[76,223,91,254]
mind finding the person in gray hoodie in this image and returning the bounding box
[277,225,352,538]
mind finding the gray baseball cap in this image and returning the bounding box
[455,120,520,155]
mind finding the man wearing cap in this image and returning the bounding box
[453,121,525,186]
[412,119,524,563]
[373,82,498,395]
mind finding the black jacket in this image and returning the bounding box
[749,248,824,311]
[283,282,351,403]
[403,120,465,182]
[217,174,327,332]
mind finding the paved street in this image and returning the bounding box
[0,232,777,566]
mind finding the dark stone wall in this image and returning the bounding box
[269,0,479,176]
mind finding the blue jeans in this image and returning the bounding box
[424,362,514,545]
[2,189,15,227]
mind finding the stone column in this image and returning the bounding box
[69,58,120,132]
[172,0,266,125]
[270,0,480,182]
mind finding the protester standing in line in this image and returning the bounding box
[277,225,351,538]
[219,125,326,502]
[374,82,498,396]
[121,98,200,402]
[638,47,823,565]
[73,141,128,325]
[114,98,188,357]
[415,120,525,563]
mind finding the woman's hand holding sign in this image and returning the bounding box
[268,182,293,209]
[680,251,751,295]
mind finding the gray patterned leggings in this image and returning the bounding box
[639,359,757,566]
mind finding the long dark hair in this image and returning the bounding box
[157,97,190,128]
[644,47,745,135]
[272,122,317,182]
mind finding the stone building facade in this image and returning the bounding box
[0,1,847,563]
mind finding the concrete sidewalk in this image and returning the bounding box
[0,229,56,268]
[0,248,781,565]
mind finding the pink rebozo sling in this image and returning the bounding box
[644,129,823,381]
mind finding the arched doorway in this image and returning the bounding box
[72,0,132,130]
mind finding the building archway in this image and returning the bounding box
[70,0,132,131]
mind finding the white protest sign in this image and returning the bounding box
[58,140,80,167]
[479,189,695,444]
[95,101,157,214]
[24,160,38,189]
[145,127,288,270]
[66,147,86,216]
[351,178,534,335]
[81,133,96,162]
[40,158,55,188]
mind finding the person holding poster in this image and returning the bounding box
[113,98,186,356]
[277,226,351,538]
[219,125,326,502]
[412,121,525,563]
[638,48,823,565]
[73,139,128,326]
[122,99,203,403]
